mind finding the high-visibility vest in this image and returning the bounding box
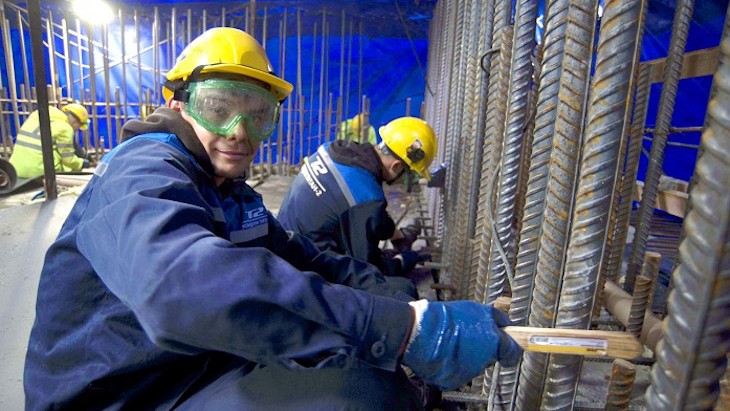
[337,118,377,145]
[9,106,84,178]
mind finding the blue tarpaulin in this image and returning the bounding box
[0,0,727,177]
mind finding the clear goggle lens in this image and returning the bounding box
[185,79,280,141]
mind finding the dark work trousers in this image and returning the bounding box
[385,275,419,300]
[175,362,424,411]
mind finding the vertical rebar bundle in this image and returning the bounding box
[645,3,730,408]
[514,0,575,405]
[625,0,695,294]
[541,0,644,407]
[491,0,539,406]
[473,0,511,307]
[445,0,478,304]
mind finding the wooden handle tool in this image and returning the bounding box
[503,326,643,359]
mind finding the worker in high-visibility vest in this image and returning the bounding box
[9,103,90,178]
[337,112,377,145]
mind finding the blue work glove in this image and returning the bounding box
[402,300,523,391]
[396,250,431,274]
[82,159,90,169]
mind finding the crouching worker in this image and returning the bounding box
[9,103,90,178]
[23,27,522,410]
[278,117,436,298]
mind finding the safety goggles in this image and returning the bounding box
[184,79,280,141]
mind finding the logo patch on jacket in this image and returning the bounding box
[231,205,269,243]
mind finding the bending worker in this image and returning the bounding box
[9,103,90,178]
[337,112,377,144]
[278,117,435,290]
[24,27,521,410]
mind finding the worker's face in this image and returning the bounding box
[67,115,82,133]
[170,78,280,185]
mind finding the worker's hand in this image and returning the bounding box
[396,250,431,274]
[82,159,90,169]
[401,300,523,391]
[427,162,447,188]
[399,218,422,241]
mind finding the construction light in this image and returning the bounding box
[72,0,114,25]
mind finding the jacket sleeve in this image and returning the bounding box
[339,201,406,276]
[53,120,84,171]
[74,140,413,372]
[266,217,410,300]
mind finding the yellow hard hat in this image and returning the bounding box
[379,117,437,180]
[163,27,292,103]
[62,103,90,130]
[351,113,365,130]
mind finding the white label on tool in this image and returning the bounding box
[528,336,608,352]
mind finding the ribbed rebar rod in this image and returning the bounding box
[625,0,694,294]
[510,41,543,326]
[627,274,652,337]
[514,0,573,405]
[542,0,642,408]
[433,1,455,259]
[594,5,648,319]
[492,0,539,406]
[645,3,730,407]
[605,359,637,410]
[465,0,496,308]
[448,0,478,304]
[640,251,661,312]
[474,0,511,308]
[467,0,497,306]
[474,0,511,396]
[466,0,496,243]
[484,24,513,304]
[603,64,653,283]
[423,2,445,240]
[440,0,468,300]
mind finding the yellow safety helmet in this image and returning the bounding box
[163,27,293,103]
[351,113,365,130]
[61,103,90,131]
[379,117,437,180]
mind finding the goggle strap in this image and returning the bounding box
[171,65,208,103]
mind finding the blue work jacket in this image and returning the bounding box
[23,112,413,410]
[278,142,400,275]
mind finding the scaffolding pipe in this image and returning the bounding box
[46,10,58,101]
[17,10,31,101]
[604,280,663,349]
[2,10,21,133]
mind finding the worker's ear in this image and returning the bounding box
[389,158,405,175]
[168,99,183,111]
